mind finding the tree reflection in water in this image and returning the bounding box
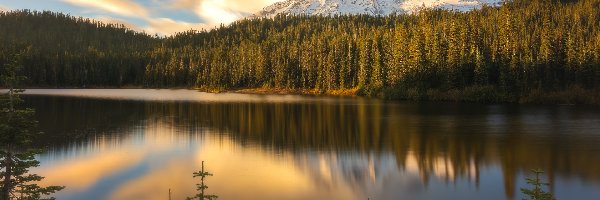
[22,93,600,200]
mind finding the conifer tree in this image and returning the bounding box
[187,161,217,200]
[0,53,64,200]
[520,169,555,200]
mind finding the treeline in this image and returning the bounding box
[0,10,159,86]
[1,0,599,103]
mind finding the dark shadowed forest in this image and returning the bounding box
[1,0,598,103]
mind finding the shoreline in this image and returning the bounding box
[218,87,359,97]
[8,87,359,97]
[5,86,599,105]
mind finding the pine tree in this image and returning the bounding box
[520,169,555,200]
[187,161,217,200]
[0,53,64,200]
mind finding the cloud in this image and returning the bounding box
[197,0,242,25]
[166,0,202,10]
[145,17,211,36]
[36,149,146,192]
[60,0,285,35]
[109,158,197,200]
[220,0,282,14]
[62,0,149,18]
[168,0,280,13]
[143,0,283,35]
[158,0,282,26]
[195,0,281,24]
[0,4,9,12]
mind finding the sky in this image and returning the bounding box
[0,0,282,35]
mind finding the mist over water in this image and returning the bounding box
[21,89,600,200]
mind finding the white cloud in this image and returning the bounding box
[146,0,283,34]
[61,0,285,35]
[220,0,282,14]
[197,0,240,25]
[145,17,211,36]
[194,0,281,26]
[168,0,281,14]
[0,4,9,12]
[62,0,150,18]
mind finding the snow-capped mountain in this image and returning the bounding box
[255,0,503,18]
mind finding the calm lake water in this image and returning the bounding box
[17,89,600,200]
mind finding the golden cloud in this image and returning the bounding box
[195,0,281,24]
[34,150,146,192]
[220,0,282,14]
[61,0,285,35]
[109,158,197,200]
[194,137,357,200]
[169,0,281,13]
[145,17,211,36]
[63,0,149,18]
[166,0,202,9]
[0,4,9,11]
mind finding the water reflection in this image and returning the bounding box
[22,90,600,200]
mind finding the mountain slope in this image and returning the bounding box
[255,0,503,17]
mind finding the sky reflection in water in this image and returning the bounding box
[20,89,600,200]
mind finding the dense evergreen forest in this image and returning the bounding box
[0,11,159,86]
[0,0,599,103]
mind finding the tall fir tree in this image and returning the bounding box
[0,53,64,200]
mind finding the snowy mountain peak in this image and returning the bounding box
[255,0,503,18]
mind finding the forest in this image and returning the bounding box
[0,0,598,103]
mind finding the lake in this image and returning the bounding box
[18,89,600,200]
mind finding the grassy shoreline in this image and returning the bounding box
[197,85,599,105]
[200,87,361,97]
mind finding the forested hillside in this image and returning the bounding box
[1,0,599,103]
[0,11,158,86]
